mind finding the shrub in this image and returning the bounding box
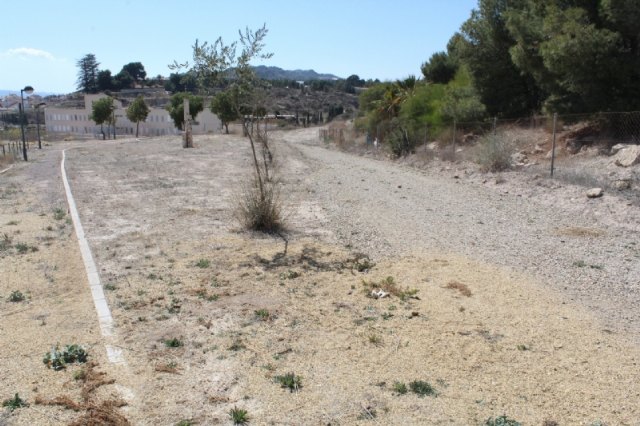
[409,380,437,397]
[275,372,302,392]
[8,290,26,302]
[393,381,408,395]
[229,407,249,424]
[43,344,88,370]
[2,393,28,411]
[476,134,513,172]
[485,416,522,426]
[235,177,283,233]
[164,338,183,348]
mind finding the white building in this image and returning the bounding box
[45,94,220,138]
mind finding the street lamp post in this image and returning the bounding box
[35,102,46,149]
[19,85,34,161]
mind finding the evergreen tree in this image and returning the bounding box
[76,54,100,93]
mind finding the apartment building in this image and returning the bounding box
[45,94,220,138]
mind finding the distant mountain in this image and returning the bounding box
[253,66,341,81]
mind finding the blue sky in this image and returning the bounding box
[1,0,477,94]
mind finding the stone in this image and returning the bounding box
[614,145,640,167]
[533,144,545,154]
[586,188,604,198]
[612,180,631,191]
[511,152,528,165]
[610,143,628,155]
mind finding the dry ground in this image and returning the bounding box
[1,131,639,425]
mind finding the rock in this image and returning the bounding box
[610,143,628,155]
[614,145,640,167]
[545,150,555,159]
[533,144,545,154]
[511,152,528,165]
[612,180,631,191]
[586,188,604,198]
[566,138,584,154]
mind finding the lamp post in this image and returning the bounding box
[34,102,46,149]
[19,85,34,161]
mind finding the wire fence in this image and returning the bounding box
[1,127,43,161]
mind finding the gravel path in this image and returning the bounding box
[275,128,640,343]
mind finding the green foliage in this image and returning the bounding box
[91,97,115,140]
[8,290,26,302]
[393,381,408,395]
[275,372,302,392]
[166,93,204,130]
[409,380,437,397]
[455,0,541,117]
[126,96,150,137]
[195,259,210,268]
[210,91,240,133]
[441,67,486,123]
[485,415,522,426]
[43,344,88,370]
[254,309,271,321]
[421,51,458,84]
[121,62,146,82]
[2,393,28,411]
[164,338,183,348]
[229,407,249,424]
[76,53,100,93]
[53,207,66,220]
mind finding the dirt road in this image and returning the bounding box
[276,127,640,341]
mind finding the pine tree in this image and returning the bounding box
[76,54,100,94]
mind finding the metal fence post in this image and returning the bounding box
[452,119,457,160]
[550,113,557,177]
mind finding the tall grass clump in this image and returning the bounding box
[476,133,513,172]
[235,175,283,233]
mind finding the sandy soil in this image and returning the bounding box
[1,132,639,425]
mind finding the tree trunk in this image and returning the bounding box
[225,123,229,134]
[101,124,105,140]
[183,98,193,148]
[136,121,139,138]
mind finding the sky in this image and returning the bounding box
[1,0,478,94]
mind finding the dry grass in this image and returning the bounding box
[444,280,472,297]
[34,362,129,424]
[234,176,284,233]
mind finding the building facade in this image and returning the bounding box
[45,94,220,138]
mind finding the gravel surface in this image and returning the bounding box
[275,128,640,343]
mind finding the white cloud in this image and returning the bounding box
[5,47,55,60]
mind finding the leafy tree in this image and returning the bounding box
[121,62,147,82]
[210,91,239,133]
[166,92,204,130]
[76,54,100,93]
[421,51,457,84]
[114,70,134,90]
[165,72,198,93]
[91,97,114,140]
[97,70,114,91]
[126,96,150,137]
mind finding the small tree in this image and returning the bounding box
[166,93,203,130]
[91,97,114,140]
[211,91,240,134]
[126,96,150,137]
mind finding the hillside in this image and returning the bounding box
[253,66,340,81]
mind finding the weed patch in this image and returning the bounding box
[476,134,513,172]
[43,344,88,370]
[485,415,522,426]
[409,380,437,397]
[8,290,26,302]
[362,276,419,301]
[163,338,183,348]
[2,393,28,411]
[274,372,302,392]
[229,407,249,424]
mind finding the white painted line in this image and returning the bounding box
[60,149,124,365]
